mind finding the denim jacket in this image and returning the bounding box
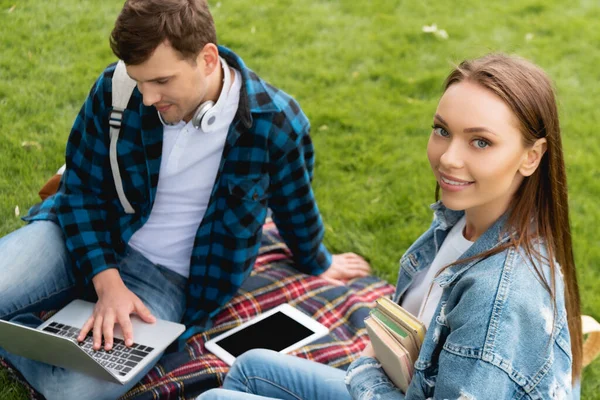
[346,202,577,399]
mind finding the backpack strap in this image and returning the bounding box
[109,60,137,214]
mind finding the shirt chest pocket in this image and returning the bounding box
[222,175,269,238]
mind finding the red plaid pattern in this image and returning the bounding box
[1,221,394,399]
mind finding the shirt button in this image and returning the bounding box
[252,193,258,200]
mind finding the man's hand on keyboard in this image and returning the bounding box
[77,269,156,351]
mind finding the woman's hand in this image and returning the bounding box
[360,341,377,358]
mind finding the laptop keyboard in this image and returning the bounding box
[42,322,154,377]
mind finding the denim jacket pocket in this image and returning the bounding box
[223,175,269,238]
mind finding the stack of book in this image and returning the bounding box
[365,297,427,392]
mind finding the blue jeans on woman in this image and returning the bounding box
[198,349,351,400]
[0,221,187,400]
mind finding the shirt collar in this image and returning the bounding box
[218,46,281,129]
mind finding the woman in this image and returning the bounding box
[198,54,582,399]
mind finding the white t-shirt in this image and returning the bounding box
[128,66,242,278]
[401,216,473,328]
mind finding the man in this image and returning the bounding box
[0,0,370,399]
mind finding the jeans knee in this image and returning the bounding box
[0,221,69,278]
[224,349,278,388]
[0,221,75,319]
[235,348,277,366]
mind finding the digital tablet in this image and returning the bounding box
[204,304,329,365]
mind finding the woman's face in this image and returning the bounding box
[427,81,529,218]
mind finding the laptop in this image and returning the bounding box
[0,299,185,384]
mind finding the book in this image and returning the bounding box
[364,317,412,392]
[370,308,419,362]
[376,296,426,344]
[365,297,427,393]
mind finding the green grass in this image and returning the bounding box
[0,370,29,399]
[1,0,599,398]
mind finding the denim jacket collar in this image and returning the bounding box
[436,205,512,288]
[377,202,577,399]
[400,202,512,292]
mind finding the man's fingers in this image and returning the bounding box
[322,252,372,282]
[339,253,371,268]
[77,316,95,342]
[134,299,156,324]
[336,256,371,274]
[348,261,371,273]
[349,257,371,268]
[349,262,372,273]
[102,313,116,351]
[338,262,370,279]
[92,315,104,350]
[117,312,135,347]
[341,252,367,261]
[343,258,370,267]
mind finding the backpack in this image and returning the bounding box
[39,61,137,214]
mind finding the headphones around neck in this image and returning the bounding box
[192,56,231,132]
[158,56,232,132]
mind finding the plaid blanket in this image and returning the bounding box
[1,220,394,399]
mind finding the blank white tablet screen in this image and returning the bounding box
[213,311,315,357]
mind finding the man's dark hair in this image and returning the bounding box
[110,0,217,65]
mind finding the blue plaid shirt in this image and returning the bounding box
[25,46,332,341]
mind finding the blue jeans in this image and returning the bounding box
[197,349,351,400]
[0,221,187,400]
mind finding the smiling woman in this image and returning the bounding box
[430,53,582,382]
[427,80,547,241]
[198,53,582,400]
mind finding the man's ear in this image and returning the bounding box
[519,138,547,177]
[197,43,219,75]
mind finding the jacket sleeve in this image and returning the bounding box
[268,112,332,275]
[55,69,119,284]
[346,354,519,400]
[424,350,520,399]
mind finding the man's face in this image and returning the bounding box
[126,41,208,124]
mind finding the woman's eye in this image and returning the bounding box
[433,126,449,137]
[473,139,490,149]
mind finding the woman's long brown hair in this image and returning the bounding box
[440,54,582,382]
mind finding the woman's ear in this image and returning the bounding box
[520,138,547,177]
